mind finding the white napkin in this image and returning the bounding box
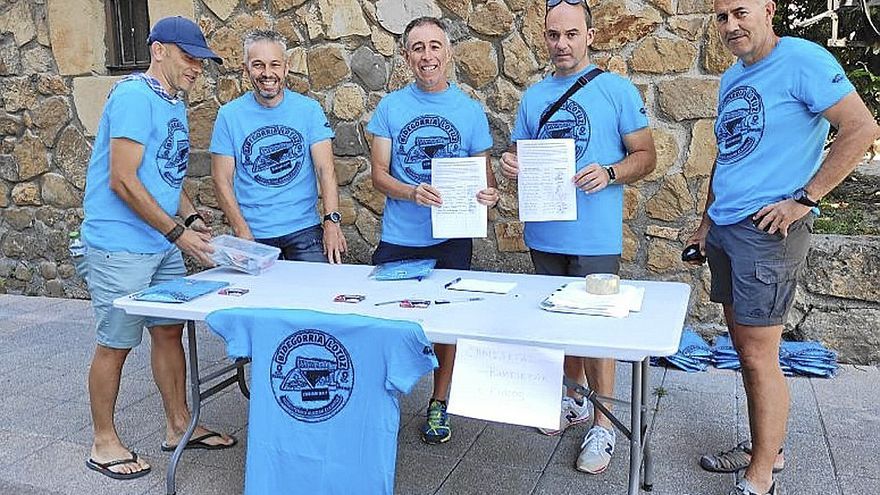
[543,283,645,318]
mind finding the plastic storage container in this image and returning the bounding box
[209,235,281,275]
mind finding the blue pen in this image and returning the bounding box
[443,277,461,289]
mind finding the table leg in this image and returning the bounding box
[166,320,202,495]
[641,359,654,491]
[628,360,643,495]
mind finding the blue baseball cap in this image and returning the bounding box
[147,16,223,64]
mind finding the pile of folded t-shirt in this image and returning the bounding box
[651,327,713,372]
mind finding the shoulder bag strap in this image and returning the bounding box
[536,67,604,136]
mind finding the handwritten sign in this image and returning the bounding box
[448,338,564,430]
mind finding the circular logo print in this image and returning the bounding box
[271,329,354,423]
[538,100,591,161]
[242,125,305,187]
[396,114,462,183]
[156,118,189,188]
[715,85,765,165]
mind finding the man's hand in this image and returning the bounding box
[323,223,347,264]
[188,217,212,235]
[476,187,499,207]
[412,183,442,207]
[753,199,812,237]
[500,151,519,179]
[175,229,215,267]
[573,163,610,194]
[685,219,712,266]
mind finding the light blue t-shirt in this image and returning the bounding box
[511,65,648,256]
[367,83,493,247]
[709,37,855,225]
[205,308,437,495]
[210,89,335,238]
[82,78,189,253]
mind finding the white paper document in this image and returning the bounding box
[516,139,577,222]
[430,157,488,239]
[448,338,564,430]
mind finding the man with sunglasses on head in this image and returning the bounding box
[80,16,236,481]
[211,30,347,264]
[501,0,656,475]
[685,0,879,494]
[367,16,499,446]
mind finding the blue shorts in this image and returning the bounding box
[706,214,813,326]
[530,249,621,277]
[256,224,326,263]
[86,247,186,349]
[372,239,473,270]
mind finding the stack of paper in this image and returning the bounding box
[540,282,645,318]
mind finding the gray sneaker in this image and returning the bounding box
[538,396,591,436]
[729,479,778,495]
[576,425,616,474]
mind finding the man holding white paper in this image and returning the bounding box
[367,16,498,445]
[500,0,656,475]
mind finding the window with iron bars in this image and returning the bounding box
[105,0,151,73]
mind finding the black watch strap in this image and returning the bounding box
[165,224,185,243]
[184,213,204,227]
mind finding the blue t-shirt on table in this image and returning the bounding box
[205,308,437,495]
[709,37,855,225]
[82,78,188,253]
[511,65,648,256]
[366,83,493,247]
[210,89,335,238]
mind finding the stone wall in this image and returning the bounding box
[1,0,875,362]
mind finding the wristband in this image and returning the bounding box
[165,224,185,243]
[604,165,617,185]
[184,213,204,227]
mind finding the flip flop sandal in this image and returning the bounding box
[161,431,238,452]
[85,451,151,480]
[700,440,785,473]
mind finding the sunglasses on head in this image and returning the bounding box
[547,0,592,15]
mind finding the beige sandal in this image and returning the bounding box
[700,440,784,473]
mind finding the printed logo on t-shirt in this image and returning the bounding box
[715,85,765,165]
[396,114,462,183]
[271,329,354,423]
[156,118,189,188]
[241,125,305,187]
[538,100,591,161]
[832,74,844,83]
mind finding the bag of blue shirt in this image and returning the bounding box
[369,258,436,281]
[651,327,713,372]
[131,278,228,303]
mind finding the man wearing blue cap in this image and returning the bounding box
[80,16,235,481]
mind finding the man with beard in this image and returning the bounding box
[366,16,499,445]
[501,0,656,475]
[687,0,879,493]
[211,30,346,263]
[81,16,235,480]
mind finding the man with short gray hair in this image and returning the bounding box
[211,30,347,263]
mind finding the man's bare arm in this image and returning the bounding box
[109,137,213,265]
[311,139,347,264]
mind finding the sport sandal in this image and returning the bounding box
[701,440,784,473]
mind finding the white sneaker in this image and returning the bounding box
[576,425,616,474]
[537,396,591,436]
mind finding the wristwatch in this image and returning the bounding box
[604,166,617,185]
[791,188,819,208]
[323,211,342,224]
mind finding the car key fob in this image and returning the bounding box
[681,243,705,264]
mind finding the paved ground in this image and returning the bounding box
[0,294,878,495]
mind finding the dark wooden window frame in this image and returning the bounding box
[105,0,151,74]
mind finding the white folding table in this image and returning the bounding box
[114,261,690,495]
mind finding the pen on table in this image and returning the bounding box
[443,277,462,289]
[374,299,404,306]
[434,297,483,304]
